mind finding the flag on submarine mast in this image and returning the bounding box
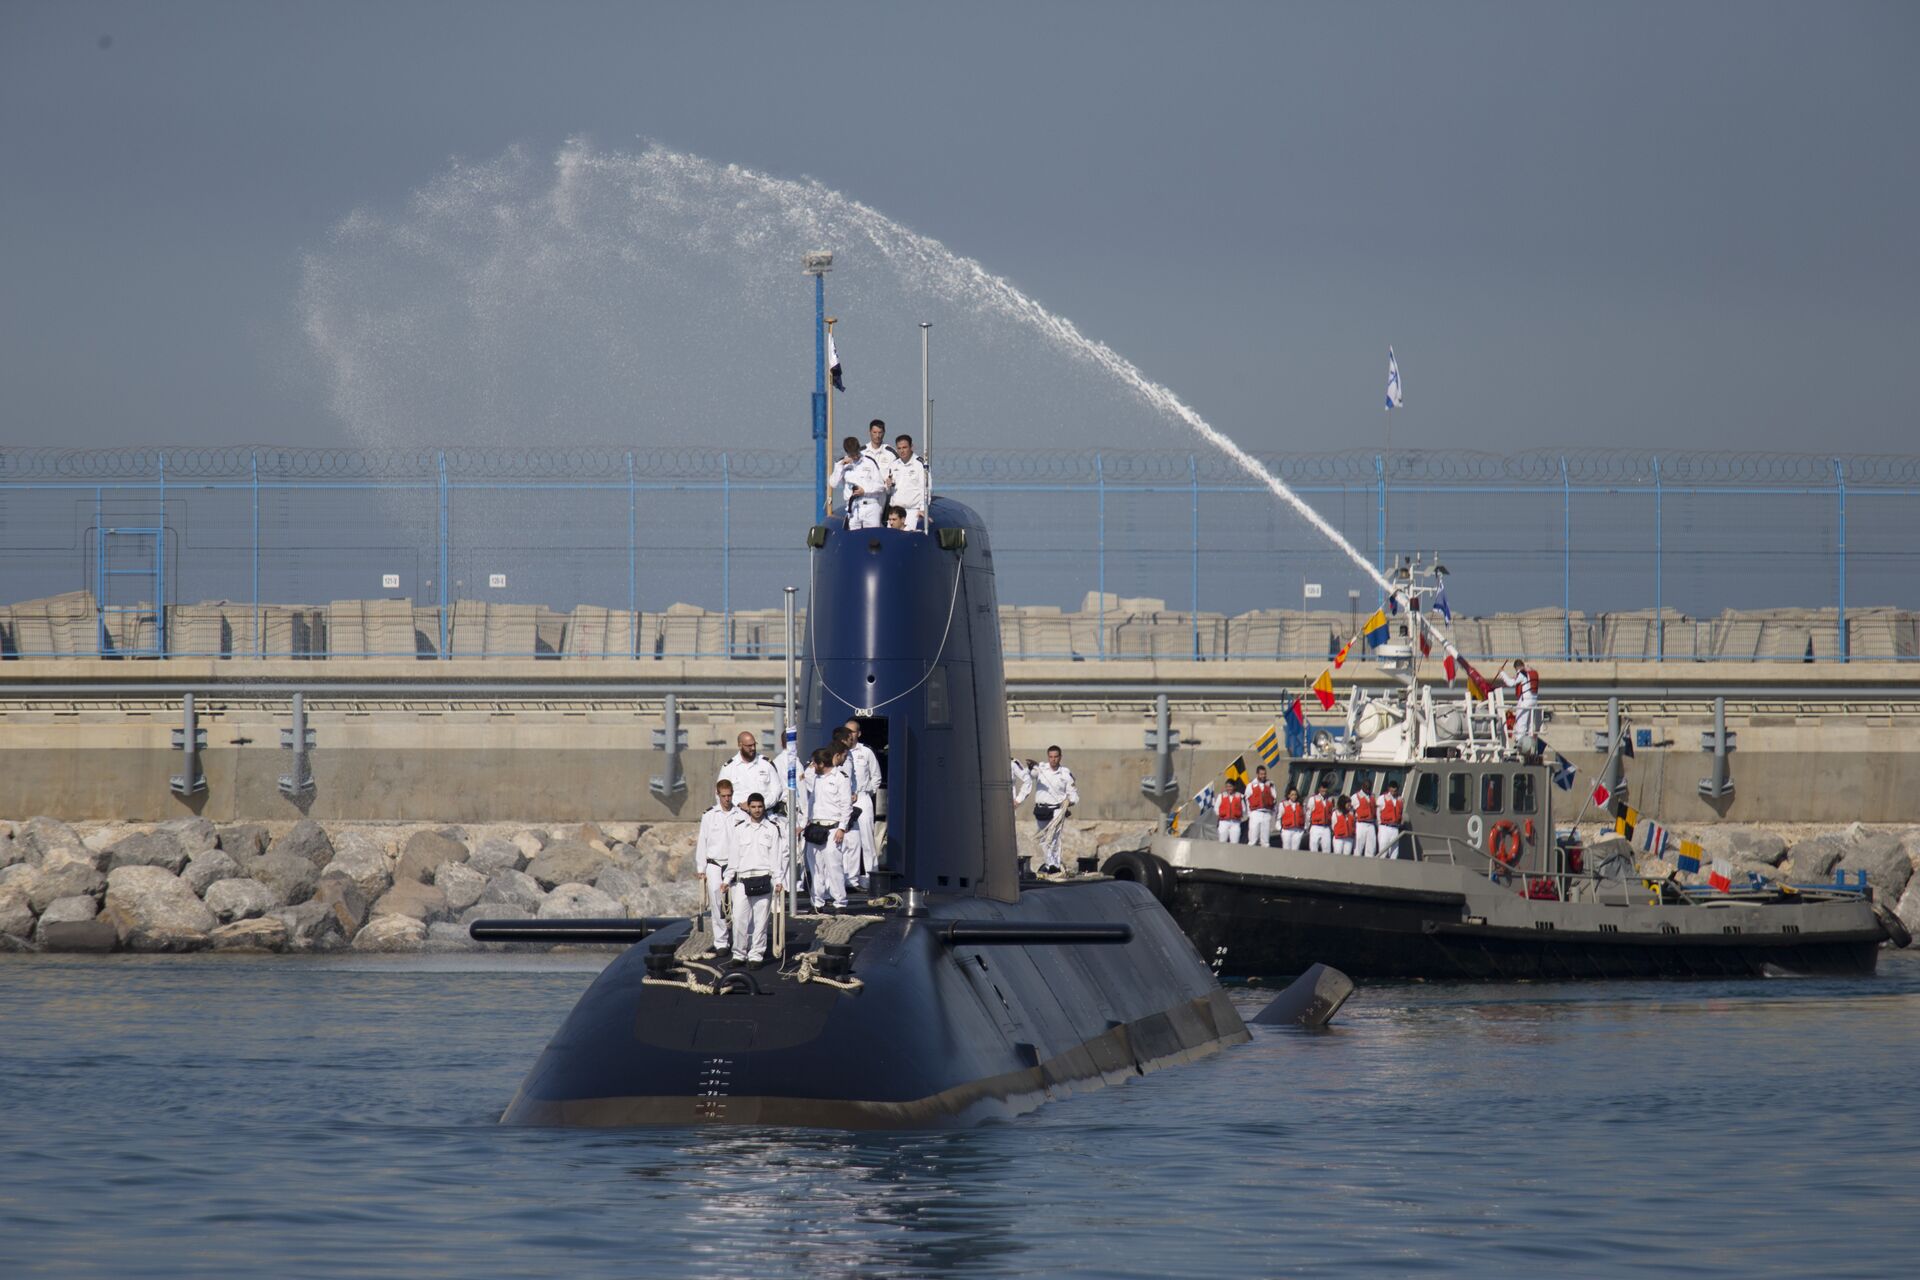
[828,331,845,392]
[1385,348,1404,410]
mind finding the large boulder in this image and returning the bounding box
[276,901,347,952]
[1895,879,1920,947]
[268,819,336,870]
[352,913,427,952]
[593,865,653,904]
[510,829,548,861]
[106,830,190,875]
[101,865,216,952]
[527,840,613,890]
[17,816,83,862]
[204,877,283,923]
[537,882,622,919]
[468,837,528,875]
[250,851,320,906]
[372,878,451,925]
[1785,835,1847,882]
[321,838,393,902]
[616,880,703,918]
[1699,826,1788,867]
[459,901,531,927]
[158,816,218,854]
[479,869,546,913]
[216,823,270,861]
[0,831,24,871]
[209,917,289,952]
[181,848,244,897]
[0,884,33,939]
[311,876,370,935]
[395,830,468,884]
[34,895,99,944]
[39,918,118,952]
[434,862,489,913]
[1836,832,1913,905]
[26,849,106,912]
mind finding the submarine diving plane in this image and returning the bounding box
[470,498,1329,1127]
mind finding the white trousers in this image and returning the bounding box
[854,795,878,880]
[1035,812,1066,869]
[1354,824,1377,858]
[1333,837,1354,857]
[703,861,732,953]
[1248,811,1273,847]
[902,508,926,532]
[1513,698,1538,738]
[805,837,847,907]
[848,498,884,530]
[1216,819,1242,844]
[1377,825,1402,858]
[1309,825,1331,853]
[1281,827,1304,851]
[728,882,772,961]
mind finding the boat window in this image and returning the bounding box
[1447,773,1469,814]
[1413,772,1438,811]
[1315,768,1345,796]
[1287,764,1313,796]
[1513,772,1537,814]
[1481,773,1505,813]
[1351,767,1377,794]
[1380,768,1406,794]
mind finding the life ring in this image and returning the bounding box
[1488,820,1522,865]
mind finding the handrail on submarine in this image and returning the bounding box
[468,917,676,944]
[934,920,1133,946]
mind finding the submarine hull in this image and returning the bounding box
[501,878,1246,1128]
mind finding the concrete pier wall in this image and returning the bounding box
[2,658,1916,824]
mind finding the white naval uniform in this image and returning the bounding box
[1500,667,1540,738]
[718,752,785,815]
[847,741,882,887]
[803,767,854,908]
[888,453,930,530]
[726,814,782,963]
[695,801,741,954]
[1010,759,1033,807]
[1030,762,1079,871]
[834,455,889,528]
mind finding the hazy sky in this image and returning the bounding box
[3,0,1915,459]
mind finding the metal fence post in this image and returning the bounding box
[437,450,449,660]
[722,451,732,659]
[1096,451,1106,660]
[251,449,261,658]
[1190,453,1200,660]
[1835,457,1848,662]
[1560,455,1571,659]
[1653,456,1663,661]
[1375,453,1386,587]
[94,485,105,657]
[626,450,637,660]
[156,450,167,656]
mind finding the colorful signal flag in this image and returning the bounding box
[1312,670,1337,710]
[1254,725,1282,768]
[1363,608,1389,647]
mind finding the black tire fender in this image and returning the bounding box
[1873,901,1913,949]
[1101,848,1174,905]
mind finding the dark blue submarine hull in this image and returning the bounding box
[501,880,1245,1128]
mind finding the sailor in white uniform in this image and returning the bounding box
[1499,658,1541,739]
[717,731,785,818]
[830,437,888,529]
[725,794,781,965]
[844,719,882,890]
[801,747,854,910]
[888,433,930,531]
[1030,745,1079,874]
[770,726,801,887]
[696,781,743,957]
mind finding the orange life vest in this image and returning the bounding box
[1332,812,1356,839]
[1280,801,1305,830]
[1247,781,1277,811]
[1352,792,1375,821]
[1309,795,1332,826]
[1217,793,1246,821]
[1378,794,1403,825]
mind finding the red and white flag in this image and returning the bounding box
[1708,858,1734,892]
[1590,780,1611,810]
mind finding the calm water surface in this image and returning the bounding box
[2,951,1916,1278]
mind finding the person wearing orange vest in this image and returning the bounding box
[1245,766,1278,848]
[1331,795,1357,856]
[1215,779,1248,844]
[1376,780,1404,859]
[1278,787,1306,851]
[1500,658,1541,738]
[1351,782,1378,858]
[1307,781,1334,853]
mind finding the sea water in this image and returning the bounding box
[3,950,1916,1278]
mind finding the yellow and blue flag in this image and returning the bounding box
[1253,725,1282,768]
[1363,608,1390,647]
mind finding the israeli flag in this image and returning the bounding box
[1385,347,1403,410]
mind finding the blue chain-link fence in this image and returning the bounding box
[1,447,1914,660]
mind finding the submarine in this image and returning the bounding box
[472,497,1252,1127]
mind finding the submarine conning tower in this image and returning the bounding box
[801,496,1020,903]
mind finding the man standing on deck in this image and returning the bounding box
[1500,658,1541,739]
[1279,787,1306,851]
[889,434,930,531]
[1215,780,1247,845]
[1307,780,1334,853]
[726,793,781,966]
[719,731,784,818]
[844,718,883,891]
[1351,779,1378,858]
[1246,766,1278,847]
[1376,781,1404,859]
[697,779,742,960]
[1030,745,1079,875]
[801,747,854,911]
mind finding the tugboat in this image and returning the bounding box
[1103,562,1901,981]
